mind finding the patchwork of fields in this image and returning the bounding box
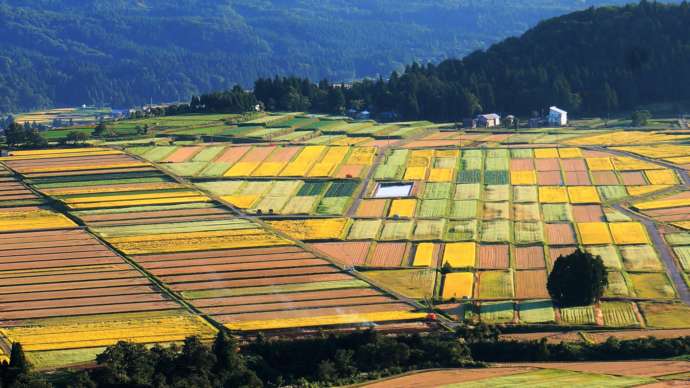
[0,147,427,369]
[3,115,690,368]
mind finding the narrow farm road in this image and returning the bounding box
[612,204,690,305]
[587,145,690,305]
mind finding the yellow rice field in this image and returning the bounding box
[609,222,649,245]
[225,311,427,331]
[645,170,678,185]
[1,313,216,352]
[280,146,325,176]
[626,185,672,197]
[534,148,559,158]
[567,186,601,204]
[635,197,690,210]
[558,148,583,158]
[224,162,258,177]
[221,195,259,209]
[62,191,201,204]
[577,222,612,245]
[442,272,474,299]
[269,218,350,240]
[20,162,149,174]
[539,186,569,203]
[511,171,537,185]
[443,242,476,268]
[0,208,76,232]
[403,166,427,180]
[586,157,614,171]
[389,199,417,217]
[112,233,290,254]
[428,168,454,182]
[413,243,434,267]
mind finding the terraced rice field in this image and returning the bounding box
[4,121,690,367]
[0,146,428,368]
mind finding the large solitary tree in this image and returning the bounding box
[547,250,608,307]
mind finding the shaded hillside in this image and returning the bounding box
[0,0,640,113]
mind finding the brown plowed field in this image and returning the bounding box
[163,146,203,163]
[537,171,563,185]
[0,253,120,265]
[132,246,305,263]
[309,241,371,266]
[203,295,395,315]
[0,293,167,312]
[548,246,578,266]
[572,205,604,222]
[241,146,275,163]
[0,194,39,200]
[510,159,534,171]
[266,147,300,162]
[0,286,159,303]
[215,146,251,163]
[216,302,413,323]
[645,207,690,217]
[515,270,549,298]
[170,273,352,291]
[0,263,133,279]
[148,258,329,276]
[2,301,180,320]
[561,159,587,172]
[4,270,141,286]
[0,238,103,251]
[140,252,316,269]
[355,199,387,218]
[591,171,620,185]
[0,229,89,242]
[159,266,340,284]
[545,223,577,245]
[192,288,380,308]
[535,159,560,171]
[0,257,123,271]
[565,171,591,185]
[515,246,546,269]
[361,368,532,388]
[621,171,647,185]
[368,243,408,267]
[508,361,690,378]
[478,244,510,269]
[335,164,365,179]
[0,245,111,257]
[0,278,152,294]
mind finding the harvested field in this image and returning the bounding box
[572,205,605,222]
[478,244,510,269]
[545,223,577,245]
[361,367,534,388]
[368,243,408,267]
[619,245,662,271]
[600,302,640,327]
[515,270,549,299]
[309,242,371,266]
[638,302,690,328]
[537,171,563,185]
[355,199,387,218]
[515,246,546,269]
[480,301,515,323]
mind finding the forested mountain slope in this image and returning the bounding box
[0,0,641,113]
[237,1,690,120]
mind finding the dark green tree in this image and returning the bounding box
[547,249,608,307]
[93,122,107,137]
[632,110,652,126]
[4,123,26,147]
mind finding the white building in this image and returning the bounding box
[477,113,500,128]
[548,106,568,126]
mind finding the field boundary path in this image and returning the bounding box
[584,145,690,305]
[123,149,449,329]
[613,203,690,305]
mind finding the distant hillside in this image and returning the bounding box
[236,1,690,120]
[0,0,642,114]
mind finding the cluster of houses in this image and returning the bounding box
[465,106,568,129]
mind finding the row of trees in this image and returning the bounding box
[3,325,689,387]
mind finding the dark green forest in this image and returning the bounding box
[0,0,646,114]
[172,2,690,121]
[2,328,689,387]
